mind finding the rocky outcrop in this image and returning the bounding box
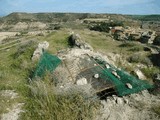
[76,78,88,85]
[134,68,146,80]
[29,22,47,30]
[0,21,47,31]
[32,41,49,61]
[12,22,28,31]
[68,34,93,50]
[97,90,160,120]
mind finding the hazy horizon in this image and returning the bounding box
[0,0,160,16]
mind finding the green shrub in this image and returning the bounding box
[141,57,152,66]
[128,54,141,63]
[10,41,37,69]
[54,24,61,30]
[20,31,28,35]
[89,22,110,32]
[119,42,136,48]
[152,105,160,117]
[89,21,123,33]
[128,53,152,66]
[141,67,160,79]
[128,46,143,52]
[153,36,160,46]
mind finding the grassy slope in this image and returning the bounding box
[0,29,72,90]
[0,29,100,119]
[0,28,159,119]
[0,31,67,116]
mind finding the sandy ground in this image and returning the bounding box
[0,32,18,42]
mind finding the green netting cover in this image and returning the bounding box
[94,58,154,96]
[33,52,61,78]
[100,68,153,96]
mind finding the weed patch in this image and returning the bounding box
[21,81,100,120]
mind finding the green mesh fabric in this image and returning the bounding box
[94,58,154,96]
[33,52,61,78]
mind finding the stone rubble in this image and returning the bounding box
[96,90,160,120]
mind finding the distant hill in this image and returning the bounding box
[130,15,160,21]
[0,12,103,23]
[0,12,84,23]
[0,12,144,31]
[0,12,133,24]
[1,12,160,24]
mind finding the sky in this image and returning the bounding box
[0,0,160,16]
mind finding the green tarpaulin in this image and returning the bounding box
[33,51,61,78]
[94,57,154,96]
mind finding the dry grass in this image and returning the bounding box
[152,105,160,117]
[0,27,159,119]
[21,80,100,120]
[38,30,69,53]
[0,30,100,119]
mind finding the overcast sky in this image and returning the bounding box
[0,0,160,16]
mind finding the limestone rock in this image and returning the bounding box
[116,97,124,105]
[111,71,120,79]
[38,41,49,49]
[94,74,99,79]
[76,78,87,85]
[126,83,133,89]
[105,64,110,69]
[154,73,160,81]
[134,69,146,80]
[69,34,93,50]
[32,41,49,61]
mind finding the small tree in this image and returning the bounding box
[153,36,160,46]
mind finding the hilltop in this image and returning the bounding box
[1,12,129,22]
[0,12,160,120]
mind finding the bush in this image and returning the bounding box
[152,105,160,117]
[141,57,152,66]
[128,54,152,66]
[141,67,160,79]
[119,42,136,48]
[10,41,37,69]
[128,54,141,63]
[128,46,143,52]
[89,21,123,33]
[149,54,160,67]
[153,36,160,46]
[54,25,61,30]
[20,31,28,35]
[90,22,110,32]
[48,24,61,30]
